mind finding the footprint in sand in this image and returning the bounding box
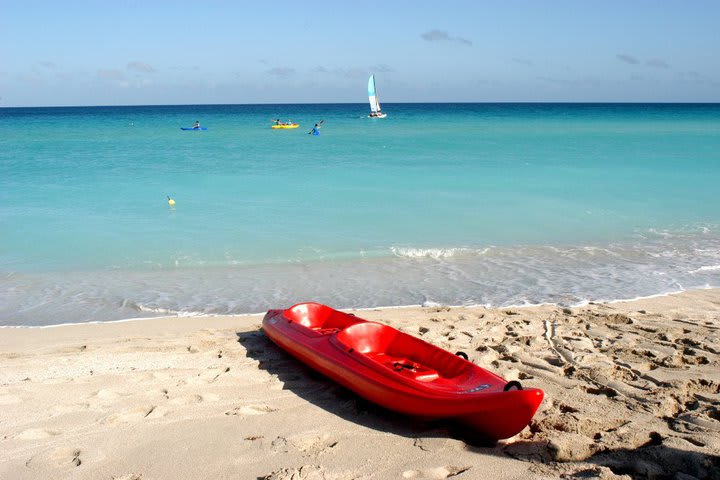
[149,371,172,381]
[52,402,91,414]
[263,465,327,480]
[401,466,471,479]
[187,366,231,385]
[412,436,452,452]
[95,388,121,400]
[288,433,338,457]
[15,428,61,440]
[102,405,157,425]
[52,448,82,467]
[25,446,99,470]
[270,436,289,454]
[225,404,278,416]
[85,389,124,412]
[169,393,220,405]
[0,394,22,405]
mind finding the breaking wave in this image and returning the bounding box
[391,247,490,259]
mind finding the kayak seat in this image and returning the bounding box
[284,302,363,333]
[336,322,470,381]
[386,356,440,382]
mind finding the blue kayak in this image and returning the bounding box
[180,127,208,131]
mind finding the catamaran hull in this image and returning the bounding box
[262,303,543,440]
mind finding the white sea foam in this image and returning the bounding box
[689,265,720,274]
[391,247,490,259]
[420,300,443,308]
[135,304,208,317]
[3,232,720,326]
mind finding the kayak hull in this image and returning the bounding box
[262,302,543,440]
[271,124,299,129]
[180,127,207,130]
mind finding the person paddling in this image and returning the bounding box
[308,120,324,135]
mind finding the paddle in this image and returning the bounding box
[307,120,324,134]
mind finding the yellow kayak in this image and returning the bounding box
[271,123,299,129]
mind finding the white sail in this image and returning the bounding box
[368,75,380,113]
[367,75,386,117]
[369,94,381,113]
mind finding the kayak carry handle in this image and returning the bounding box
[503,381,523,391]
[455,351,469,360]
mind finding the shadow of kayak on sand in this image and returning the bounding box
[235,328,503,448]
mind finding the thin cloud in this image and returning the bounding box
[312,66,350,76]
[617,54,640,65]
[422,30,450,42]
[513,57,534,67]
[18,73,44,83]
[421,30,472,46]
[312,66,336,74]
[97,69,125,81]
[127,61,156,73]
[677,70,717,85]
[537,75,574,85]
[618,54,671,70]
[680,71,702,80]
[312,66,390,78]
[372,64,394,73]
[646,58,670,69]
[536,75,602,87]
[267,67,295,78]
[344,67,367,78]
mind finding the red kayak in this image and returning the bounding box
[262,302,544,440]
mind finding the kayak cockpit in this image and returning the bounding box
[282,302,363,335]
[332,322,489,391]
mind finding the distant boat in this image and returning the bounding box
[368,75,387,118]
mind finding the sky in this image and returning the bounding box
[1,0,719,106]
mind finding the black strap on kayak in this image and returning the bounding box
[503,380,523,391]
[455,351,469,360]
[393,362,415,371]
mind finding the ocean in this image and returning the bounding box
[1,103,719,326]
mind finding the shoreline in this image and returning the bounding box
[1,285,711,330]
[2,289,719,479]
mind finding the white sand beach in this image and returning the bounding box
[1,289,719,479]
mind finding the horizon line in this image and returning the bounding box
[3,100,720,109]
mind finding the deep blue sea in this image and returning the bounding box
[1,103,719,326]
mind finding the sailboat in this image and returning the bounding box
[368,75,387,118]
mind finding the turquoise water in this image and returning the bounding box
[2,103,719,326]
